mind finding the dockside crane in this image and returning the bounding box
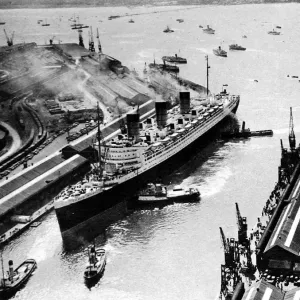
[289,107,296,150]
[49,35,55,45]
[4,29,14,46]
[96,28,102,54]
[89,26,95,52]
[78,29,84,48]
[235,203,248,245]
[220,227,235,267]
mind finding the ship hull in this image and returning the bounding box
[55,99,239,248]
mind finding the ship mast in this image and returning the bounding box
[206,55,210,96]
[289,107,296,150]
[96,104,101,174]
[1,251,5,288]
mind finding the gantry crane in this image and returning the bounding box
[96,28,102,54]
[289,107,296,150]
[235,203,248,245]
[4,29,14,46]
[89,26,95,52]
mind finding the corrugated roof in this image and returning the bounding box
[264,176,300,258]
[242,280,283,300]
[0,155,88,217]
[285,288,300,300]
[0,155,65,198]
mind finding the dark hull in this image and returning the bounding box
[0,259,36,297]
[168,193,200,203]
[55,100,239,247]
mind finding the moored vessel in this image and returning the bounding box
[213,46,227,57]
[162,54,187,64]
[148,60,180,73]
[54,57,240,245]
[0,258,37,297]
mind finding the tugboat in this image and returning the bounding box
[229,44,246,51]
[203,25,215,34]
[137,183,169,205]
[137,183,200,205]
[148,60,179,73]
[84,246,106,286]
[167,185,200,202]
[163,26,174,33]
[162,54,187,64]
[268,29,280,35]
[0,257,37,297]
[213,46,227,57]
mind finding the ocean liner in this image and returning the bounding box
[54,75,240,244]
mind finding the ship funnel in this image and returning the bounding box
[242,121,245,132]
[127,113,140,140]
[179,92,190,115]
[289,107,296,150]
[8,260,14,281]
[155,100,168,129]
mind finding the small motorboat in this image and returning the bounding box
[84,246,106,285]
[276,25,281,29]
[268,29,280,35]
[203,25,215,34]
[167,185,200,202]
[0,259,37,296]
[199,25,203,28]
[163,26,174,33]
[137,183,169,204]
[176,19,184,23]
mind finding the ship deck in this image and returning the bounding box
[0,100,155,219]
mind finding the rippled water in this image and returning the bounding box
[1,3,300,300]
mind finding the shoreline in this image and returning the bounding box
[0,1,294,10]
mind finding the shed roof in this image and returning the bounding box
[264,176,300,259]
[242,280,284,300]
[0,155,88,217]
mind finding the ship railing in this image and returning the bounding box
[143,105,229,161]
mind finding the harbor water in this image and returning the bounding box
[1,3,300,299]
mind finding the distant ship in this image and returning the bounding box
[268,29,280,35]
[149,61,179,73]
[108,15,120,20]
[229,44,246,51]
[163,26,174,33]
[276,25,281,29]
[213,46,227,57]
[0,22,5,25]
[42,19,50,26]
[129,19,135,23]
[162,54,187,64]
[176,19,184,23]
[203,25,215,34]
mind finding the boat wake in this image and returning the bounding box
[182,165,233,197]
